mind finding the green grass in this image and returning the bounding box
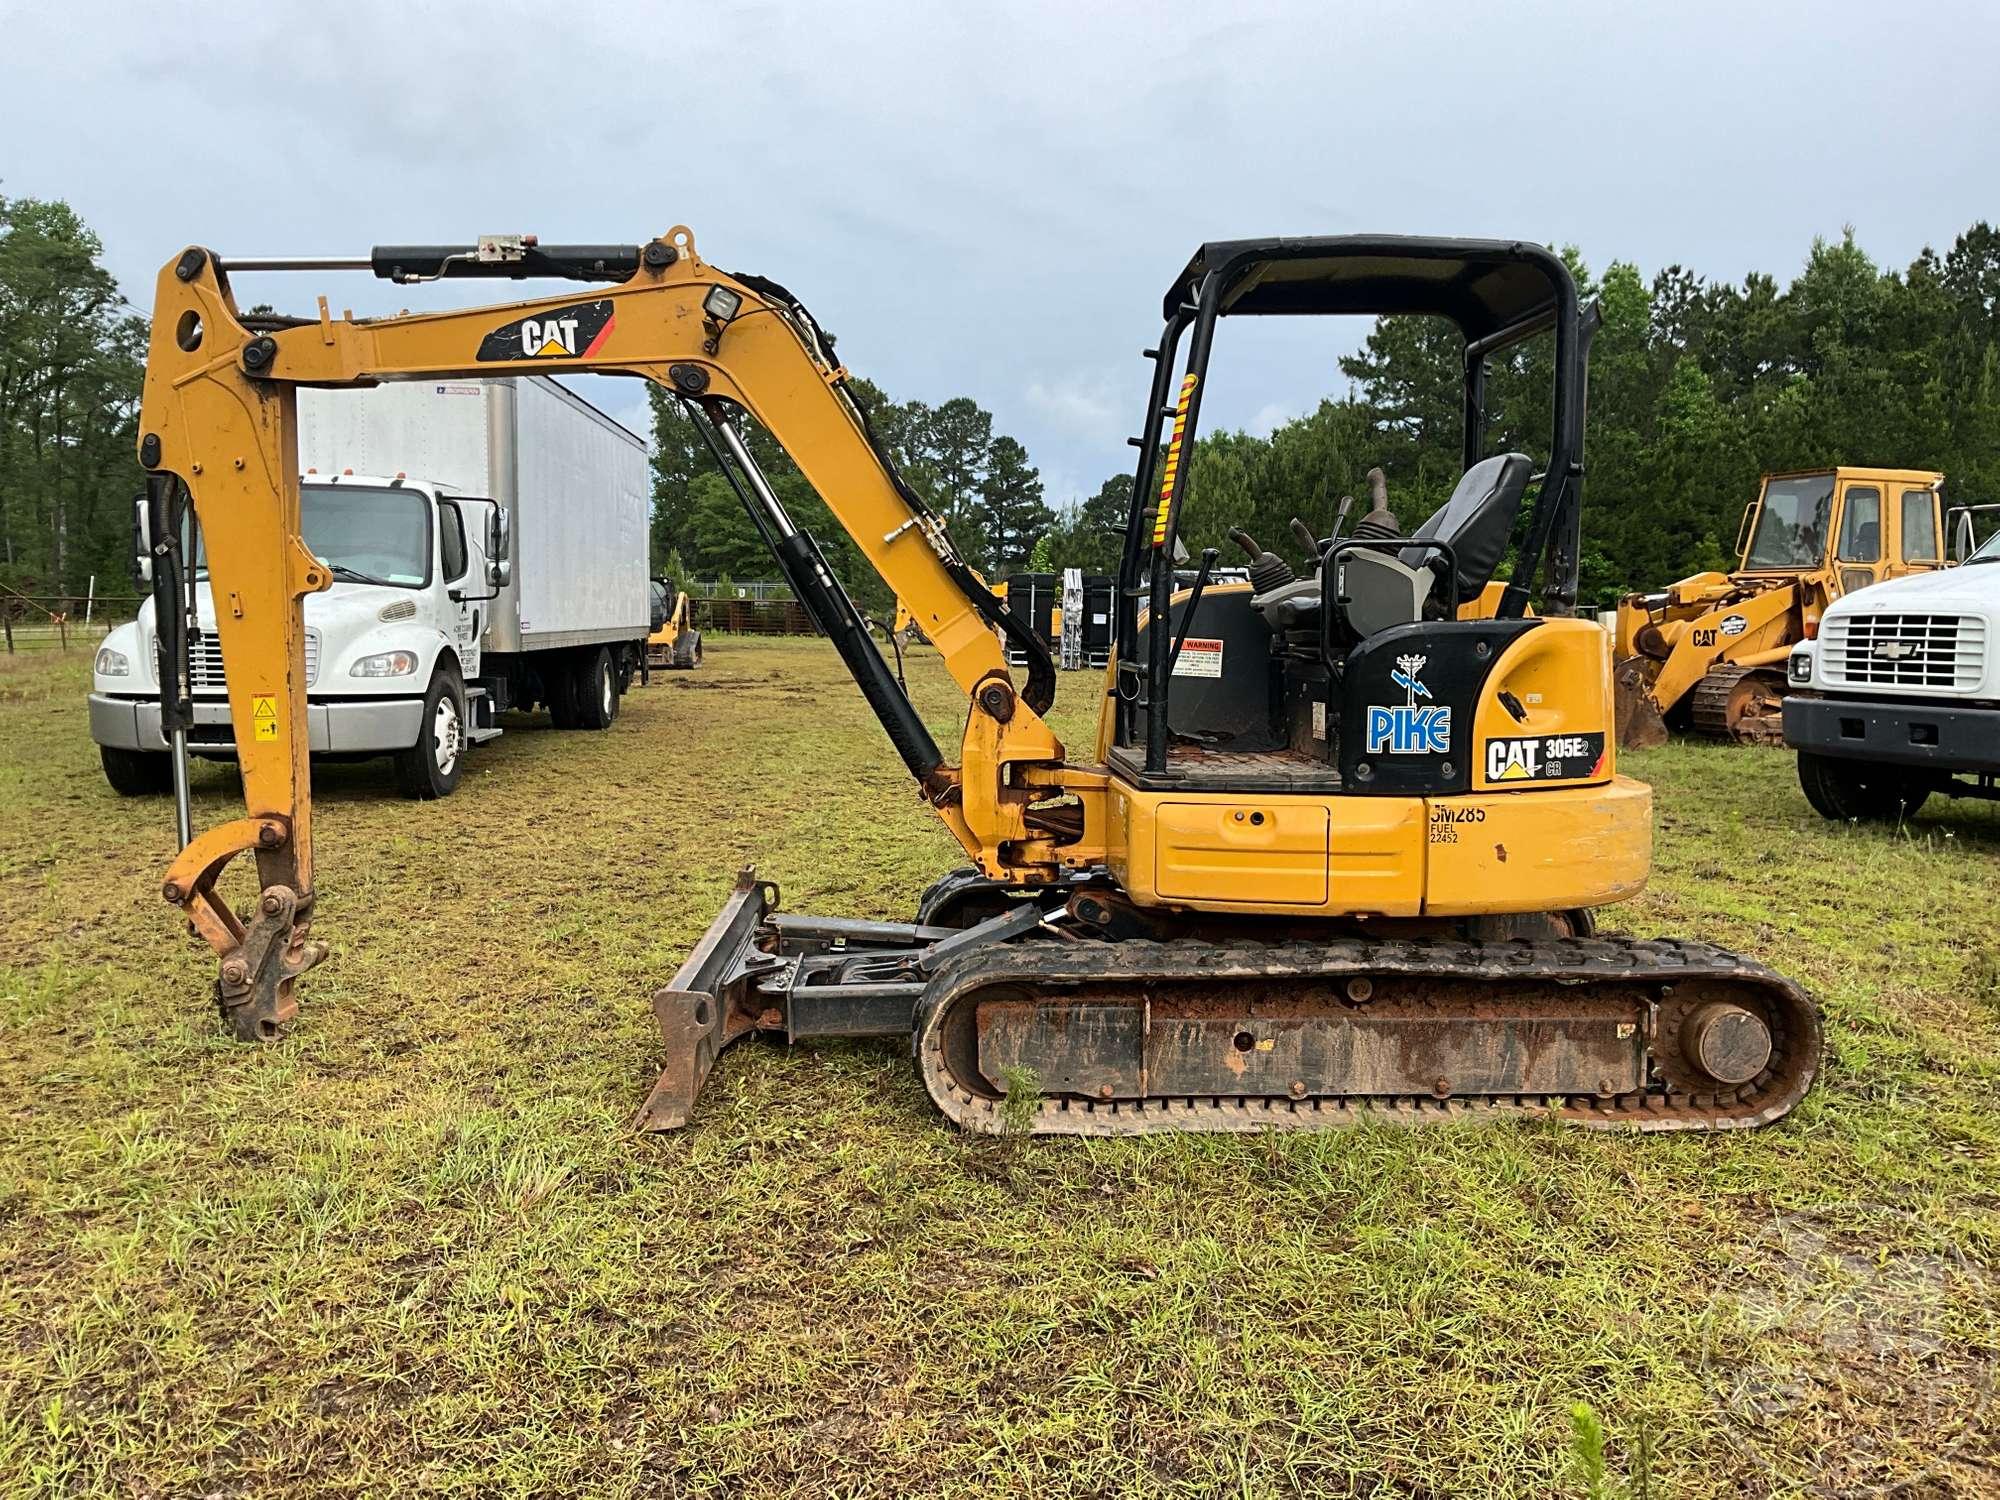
[2,637,1996,1496]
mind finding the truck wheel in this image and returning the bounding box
[101,745,174,796]
[394,664,466,800]
[575,645,619,730]
[546,658,581,729]
[1796,751,1931,822]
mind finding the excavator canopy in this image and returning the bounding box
[1164,235,1572,338]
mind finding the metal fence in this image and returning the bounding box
[686,578,796,602]
[1,582,137,654]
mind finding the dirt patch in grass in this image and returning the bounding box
[2,638,1997,1496]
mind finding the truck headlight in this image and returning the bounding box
[1789,652,1811,684]
[95,646,130,676]
[350,650,419,678]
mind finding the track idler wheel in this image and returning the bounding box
[1680,1000,1773,1086]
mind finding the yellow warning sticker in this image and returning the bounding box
[252,695,278,741]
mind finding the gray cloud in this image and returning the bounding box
[5,0,1996,504]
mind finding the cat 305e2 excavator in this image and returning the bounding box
[136,228,1818,1136]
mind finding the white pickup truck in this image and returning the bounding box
[90,377,653,799]
[1783,521,2000,819]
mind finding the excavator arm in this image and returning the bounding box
[137,227,1101,1038]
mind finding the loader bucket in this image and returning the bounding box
[630,866,774,1132]
[1613,657,1670,750]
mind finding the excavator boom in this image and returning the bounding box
[136,228,1093,1039]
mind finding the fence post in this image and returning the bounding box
[85,576,96,626]
[3,615,12,654]
[58,613,69,651]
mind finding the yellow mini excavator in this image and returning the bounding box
[136,229,1819,1135]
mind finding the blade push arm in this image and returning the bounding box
[137,226,1093,1036]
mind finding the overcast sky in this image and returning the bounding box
[4,0,1996,508]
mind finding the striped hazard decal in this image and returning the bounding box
[1152,372,1199,546]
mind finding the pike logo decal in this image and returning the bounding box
[1366,653,1452,756]
[476,300,616,362]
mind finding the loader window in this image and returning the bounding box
[1836,488,1880,562]
[1901,490,1939,562]
[300,484,432,588]
[1744,475,1835,569]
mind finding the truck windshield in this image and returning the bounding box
[1966,527,2000,565]
[300,484,431,588]
[183,483,432,587]
[1744,475,1836,569]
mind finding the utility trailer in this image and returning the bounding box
[92,377,652,799]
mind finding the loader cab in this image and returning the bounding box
[1105,237,1599,800]
[1736,467,1946,595]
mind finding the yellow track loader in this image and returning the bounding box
[134,228,1818,1136]
[1614,467,1948,745]
[646,577,702,670]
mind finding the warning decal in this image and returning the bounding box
[251,694,278,742]
[1173,637,1224,678]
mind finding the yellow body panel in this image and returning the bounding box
[1424,776,1651,914]
[1098,614,1635,918]
[1110,785,1426,917]
[1472,618,1616,789]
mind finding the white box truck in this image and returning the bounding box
[90,377,653,799]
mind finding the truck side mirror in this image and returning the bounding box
[131,493,154,586]
[486,505,512,587]
[1952,506,1972,563]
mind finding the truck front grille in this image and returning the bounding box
[1822,612,1983,692]
[190,630,321,692]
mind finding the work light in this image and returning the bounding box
[702,286,743,324]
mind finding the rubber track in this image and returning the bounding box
[914,935,1820,1137]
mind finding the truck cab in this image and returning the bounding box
[1783,519,2000,819]
[91,470,510,798]
[1737,466,1947,595]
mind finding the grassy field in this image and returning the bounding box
[2,635,1996,1497]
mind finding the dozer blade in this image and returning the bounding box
[1613,657,1670,749]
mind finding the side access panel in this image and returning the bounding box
[1153,801,1329,905]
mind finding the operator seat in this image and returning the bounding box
[1339,452,1534,635]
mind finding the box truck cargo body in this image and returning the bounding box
[90,377,654,799]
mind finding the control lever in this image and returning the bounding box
[1329,493,1355,542]
[1290,517,1323,562]
[1227,527,1295,595]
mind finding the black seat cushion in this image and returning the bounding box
[1401,452,1533,603]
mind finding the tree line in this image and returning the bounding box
[647,382,1054,611]
[0,196,147,609]
[4,193,1996,618]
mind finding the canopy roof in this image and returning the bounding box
[1166,235,1573,341]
